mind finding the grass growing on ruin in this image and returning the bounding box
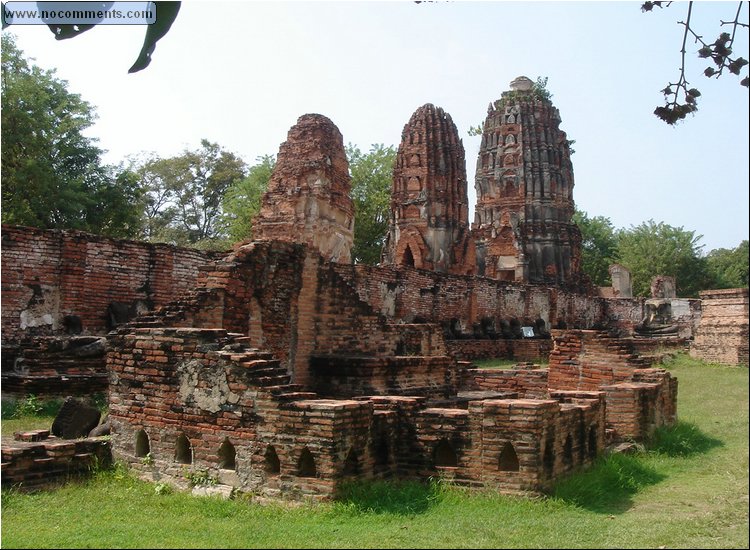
[2,354,748,549]
[472,356,548,369]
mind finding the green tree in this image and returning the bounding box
[617,219,711,297]
[346,143,397,265]
[130,154,179,241]
[705,240,749,288]
[1,34,142,237]
[221,154,275,243]
[132,140,247,247]
[573,209,620,287]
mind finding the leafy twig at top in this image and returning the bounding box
[643,1,749,125]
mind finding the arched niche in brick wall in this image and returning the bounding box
[343,448,360,477]
[264,445,280,475]
[498,442,520,472]
[543,439,555,477]
[563,435,573,467]
[135,429,150,458]
[175,433,192,464]
[297,447,317,478]
[372,436,390,468]
[577,422,587,462]
[433,439,458,468]
[403,246,416,268]
[218,438,236,470]
[588,426,598,459]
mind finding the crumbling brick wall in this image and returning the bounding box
[121,241,450,388]
[464,366,550,399]
[334,263,606,335]
[1,225,219,346]
[107,327,380,499]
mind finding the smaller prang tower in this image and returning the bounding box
[253,114,354,264]
[473,76,582,284]
[381,104,475,275]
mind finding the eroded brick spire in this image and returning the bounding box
[382,104,475,274]
[253,114,354,264]
[473,77,582,284]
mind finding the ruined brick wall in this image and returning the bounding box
[1,225,218,346]
[547,329,678,441]
[548,330,649,391]
[1,433,110,491]
[382,104,475,275]
[1,336,108,396]
[601,369,678,441]
[465,367,550,399]
[690,288,749,366]
[309,355,457,398]
[447,340,512,360]
[107,326,605,499]
[408,396,606,493]
[334,263,606,334]
[129,241,450,388]
[446,339,552,361]
[107,327,380,500]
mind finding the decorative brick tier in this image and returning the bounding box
[690,288,749,366]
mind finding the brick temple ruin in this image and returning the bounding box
[2,77,746,498]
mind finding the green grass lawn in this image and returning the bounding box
[1,354,748,549]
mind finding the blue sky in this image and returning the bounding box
[6,1,749,252]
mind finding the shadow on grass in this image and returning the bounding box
[334,479,444,516]
[553,453,666,514]
[554,421,723,514]
[649,420,723,457]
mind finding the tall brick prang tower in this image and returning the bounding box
[381,104,475,274]
[473,76,581,284]
[253,114,355,264]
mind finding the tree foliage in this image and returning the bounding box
[131,140,247,247]
[346,143,397,265]
[705,240,749,288]
[1,34,142,237]
[616,220,711,297]
[643,1,749,124]
[221,155,275,243]
[573,210,620,287]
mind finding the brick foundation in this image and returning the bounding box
[1,431,111,491]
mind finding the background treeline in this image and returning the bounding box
[2,35,747,297]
